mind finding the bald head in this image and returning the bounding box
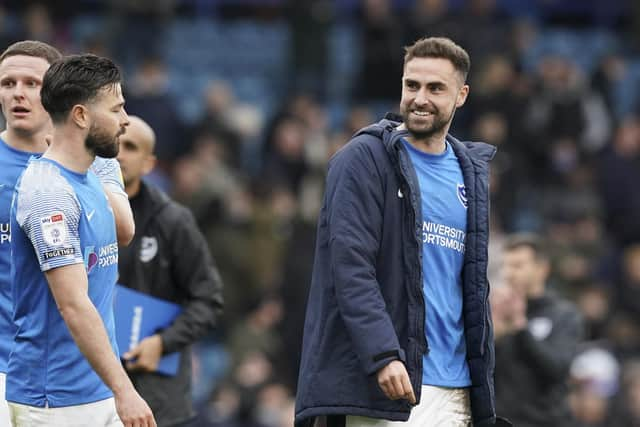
[117,115,157,196]
[125,115,156,154]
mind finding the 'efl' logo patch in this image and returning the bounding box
[41,212,67,246]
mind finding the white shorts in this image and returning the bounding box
[346,385,471,427]
[8,397,123,427]
[0,373,10,427]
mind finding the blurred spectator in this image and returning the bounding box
[616,245,640,327]
[125,55,186,166]
[277,173,325,391]
[569,346,620,426]
[227,297,283,371]
[493,233,583,427]
[191,80,264,171]
[192,82,242,167]
[262,115,309,194]
[456,0,511,60]
[107,0,176,64]
[404,0,462,46]
[598,116,640,247]
[575,284,613,341]
[608,360,640,426]
[591,53,633,121]
[355,0,403,103]
[522,55,611,184]
[22,3,70,51]
[285,0,332,99]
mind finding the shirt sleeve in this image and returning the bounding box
[89,157,127,198]
[16,168,84,271]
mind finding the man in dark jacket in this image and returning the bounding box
[117,116,224,427]
[296,37,508,427]
[492,233,583,426]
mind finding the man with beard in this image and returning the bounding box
[296,37,509,426]
[8,54,155,427]
[0,41,135,426]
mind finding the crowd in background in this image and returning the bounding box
[2,0,640,426]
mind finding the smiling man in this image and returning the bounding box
[295,37,509,427]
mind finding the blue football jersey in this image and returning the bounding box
[0,138,39,373]
[8,157,119,407]
[402,139,471,388]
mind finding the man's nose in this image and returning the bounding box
[120,108,130,128]
[414,88,429,106]
[12,82,25,99]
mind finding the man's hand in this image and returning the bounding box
[123,334,163,372]
[377,360,416,404]
[114,386,157,427]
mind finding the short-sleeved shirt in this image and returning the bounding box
[402,139,471,388]
[0,141,124,374]
[8,157,119,407]
[0,138,39,373]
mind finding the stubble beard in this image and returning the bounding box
[402,105,456,141]
[85,123,121,158]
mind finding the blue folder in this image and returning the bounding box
[114,284,182,376]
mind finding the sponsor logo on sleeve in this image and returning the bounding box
[41,212,67,246]
[43,247,75,260]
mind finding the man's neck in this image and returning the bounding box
[43,127,94,173]
[0,128,49,153]
[397,123,448,155]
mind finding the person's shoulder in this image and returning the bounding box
[332,123,393,165]
[19,159,73,196]
[144,183,191,222]
[15,160,79,225]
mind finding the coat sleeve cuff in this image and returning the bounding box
[365,348,407,375]
[159,330,178,354]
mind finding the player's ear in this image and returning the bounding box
[71,104,89,130]
[456,84,469,108]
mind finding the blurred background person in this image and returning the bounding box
[492,234,584,427]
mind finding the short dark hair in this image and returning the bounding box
[504,233,549,262]
[404,37,471,81]
[0,40,62,65]
[41,54,122,124]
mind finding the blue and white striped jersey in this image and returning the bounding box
[8,157,119,408]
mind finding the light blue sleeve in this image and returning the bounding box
[89,157,127,198]
[16,162,84,271]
